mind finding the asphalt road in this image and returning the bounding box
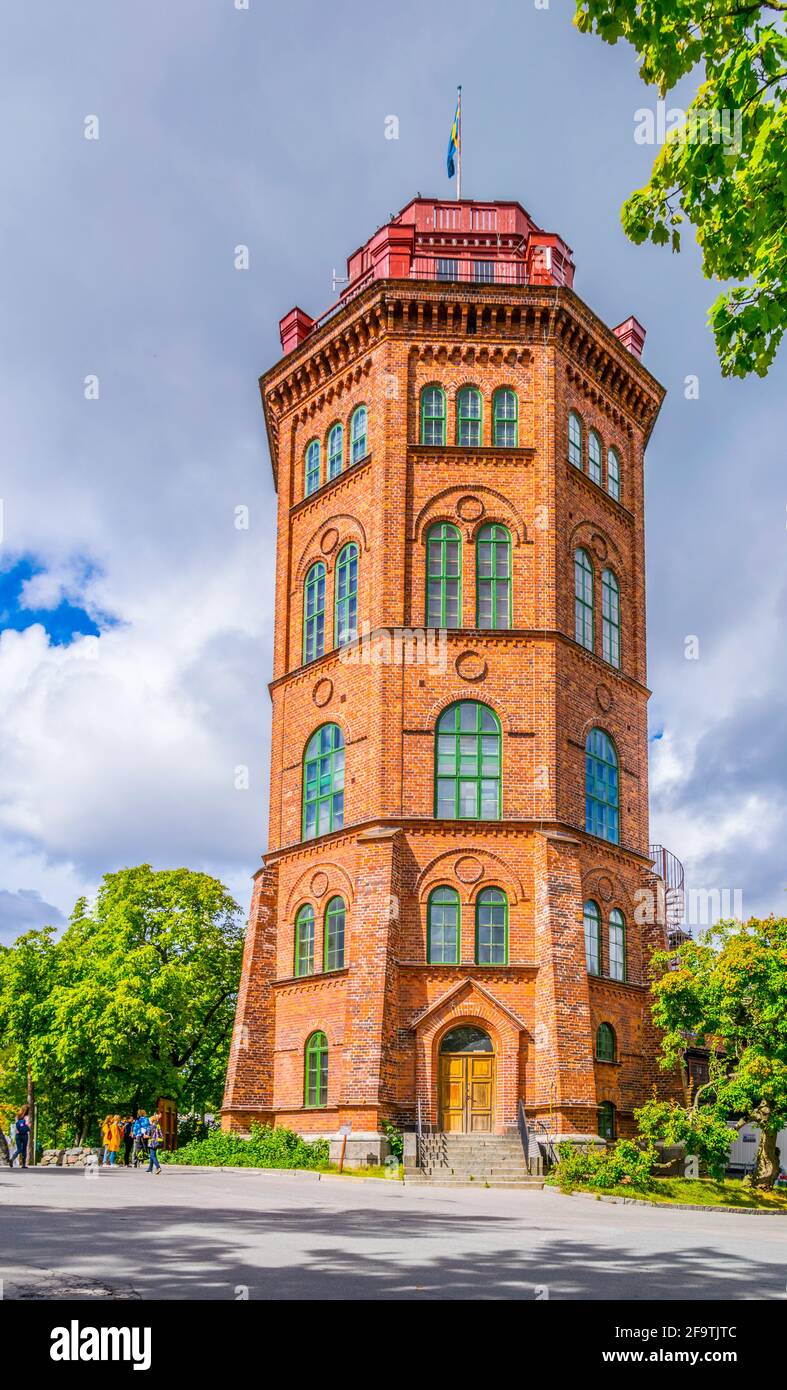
[1,1166,784,1300]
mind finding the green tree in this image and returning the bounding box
[650,917,787,1187]
[575,1,787,377]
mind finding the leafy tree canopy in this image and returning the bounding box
[575,1,787,376]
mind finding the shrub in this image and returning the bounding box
[381,1120,403,1161]
[634,1099,732,1179]
[553,1138,656,1194]
[163,1122,330,1169]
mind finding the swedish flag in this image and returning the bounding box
[446,88,461,179]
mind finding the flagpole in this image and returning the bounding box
[457,85,462,201]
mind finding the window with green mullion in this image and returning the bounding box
[492,389,518,447]
[426,522,461,627]
[475,887,508,965]
[457,386,482,447]
[420,386,446,446]
[476,524,511,628]
[294,904,315,977]
[323,896,346,972]
[304,1031,328,1108]
[427,885,460,964]
[435,701,501,820]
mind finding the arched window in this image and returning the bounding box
[435,701,501,820]
[476,524,511,629]
[585,729,619,844]
[493,388,518,447]
[335,543,358,647]
[584,900,602,975]
[457,386,482,447]
[324,896,346,972]
[327,423,344,480]
[427,885,460,964]
[420,386,446,446]
[598,1100,616,1141]
[305,439,321,496]
[596,1023,616,1062]
[303,561,326,663]
[609,908,626,982]
[601,569,620,668]
[294,904,315,977]
[303,723,344,840]
[588,430,602,485]
[607,447,621,501]
[304,1031,328,1108]
[440,1025,493,1052]
[426,522,461,627]
[568,410,583,468]
[476,887,508,965]
[574,548,594,651]
[350,405,368,465]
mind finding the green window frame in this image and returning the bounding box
[492,388,518,447]
[598,1100,616,1141]
[596,1023,616,1062]
[427,885,460,964]
[574,548,594,651]
[607,447,621,501]
[609,908,626,982]
[568,410,583,468]
[294,904,315,977]
[475,886,508,965]
[305,439,321,496]
[585,728,619,844]
[327,423,344,480]
[435,700,501,820]
[303,723,344,841]
[350,405,368,464]
[426,521,462,627]
[304,1030,328,1108]
[335,542,358,648]
[457,386,482,447]
[303,561,326,663]
[602,569,620,668]
[476,523,511,629]
[584,899,602,975]
[420,385,446,445]
[588,430,602,485]
[324,895,346,972]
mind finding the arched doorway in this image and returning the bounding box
[439,1025,495,1132]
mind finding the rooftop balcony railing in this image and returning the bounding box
[650,843,688,940]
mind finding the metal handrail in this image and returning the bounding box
[517,1099,530,1162]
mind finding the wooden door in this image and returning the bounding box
[439,1053,495,1132]
[467,1054,494,1132]
[440,1056,466,1132]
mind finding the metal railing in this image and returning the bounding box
[517,1102,558,1170]
[410,256,528,286]
[649,843,687,933]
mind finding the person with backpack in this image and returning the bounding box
[121,1116,134,1166]
[132,1110,150,1167]
[146,1112,163,1174]
[14,1106,31,1168]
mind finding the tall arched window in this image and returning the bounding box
[588,429,602,485]
[602,569,620,668]
[335,543,358,647]
[303,561,326,663]
[476,886,508,965]
[324,896,346,972]
[476,523,511,629]
[303,723,344,840]
[426,522,461,627]
[294,904,315,977]
[574,548,594,651]
[585,729,619,844]
[457,386,482,447]
[609,908,626,982]
[327,423,344,480]
[305,439,321,496]
[584,900,602,975]
[350,405,368,464]
[596,1023,616,1062]
[427,885,460,964]
[435,701,501,820]
[304,1031,328,1108]
[607,447,621,501]
[568,410,583,468]
[493,388,518,447]
[598,1100,616,1141]
[420,385,446,446]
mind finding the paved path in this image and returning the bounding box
[1,1167,784,1300]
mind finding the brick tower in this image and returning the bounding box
[222,196,684,1160]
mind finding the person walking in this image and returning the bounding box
[14,1106,30,1168]
[146,1112,163,1174]
[122,1116,134,1167]
[101,1115,114,1165]
[132,1110,150,1168]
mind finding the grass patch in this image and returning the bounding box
[324,1163,403,1180]
[550,1175,787,1210]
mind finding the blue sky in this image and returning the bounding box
[1,0,785,944]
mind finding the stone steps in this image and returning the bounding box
[406,1132,543,1187]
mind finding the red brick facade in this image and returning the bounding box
[222,197,685,1143]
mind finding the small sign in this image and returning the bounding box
[337,1124,352,1137]
[742,1135,757,1143]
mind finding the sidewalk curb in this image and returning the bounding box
[159,1164,404,1185]
[550,1187,787,1216]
